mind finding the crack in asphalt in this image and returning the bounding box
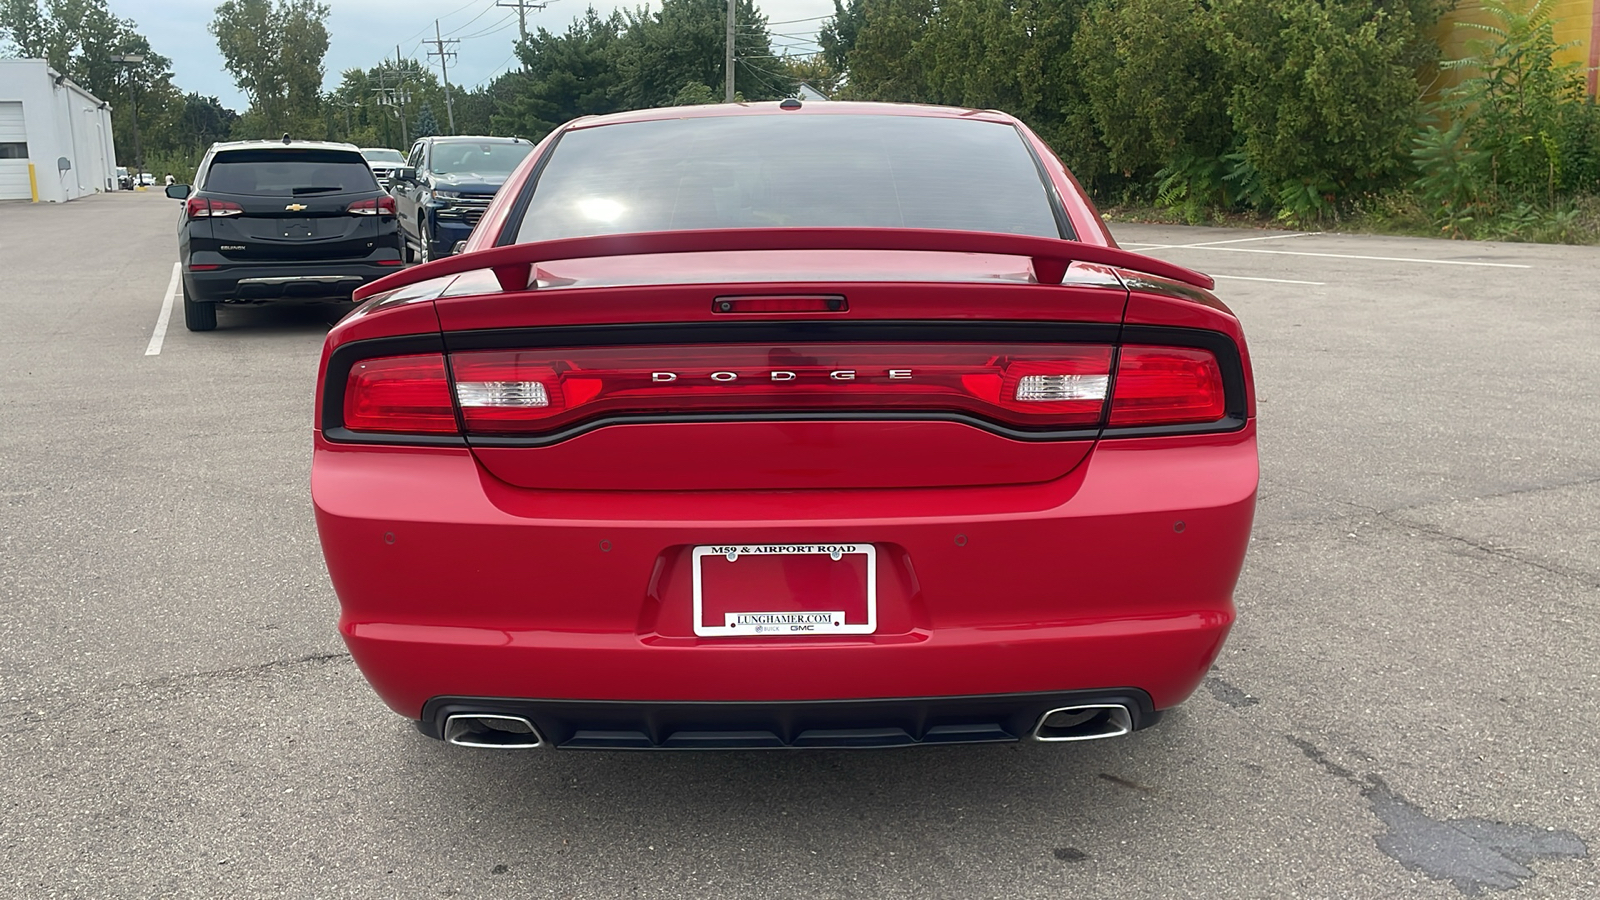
[0,651,352,719]
[1203,675,1260,708]
[1256,483,1600,590]
[1289,737,1588,895]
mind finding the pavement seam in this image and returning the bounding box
[0,651,353,716]
[1255,481,1600,589]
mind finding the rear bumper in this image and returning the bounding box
[186,261,405,302]
[419,690,1160,749]
[313,425,1257,720]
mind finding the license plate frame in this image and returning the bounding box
[692,543,877,638]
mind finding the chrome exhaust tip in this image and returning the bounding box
[442,714,545,749]
[1031,704,1134,742]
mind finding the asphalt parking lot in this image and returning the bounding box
[2,191,1596,899]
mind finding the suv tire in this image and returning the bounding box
[183,283,217,332]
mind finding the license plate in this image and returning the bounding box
[693,544,877,637]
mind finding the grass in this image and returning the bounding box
[1100,192,1600,245]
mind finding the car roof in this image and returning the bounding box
[563,100,1020,132]
[421,135,529,144]
[210,140,363,153]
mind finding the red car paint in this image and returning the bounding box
[312,101,1257,748]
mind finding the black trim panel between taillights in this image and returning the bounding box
[320,321,1246,446]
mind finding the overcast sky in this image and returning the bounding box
[123,0,836,111]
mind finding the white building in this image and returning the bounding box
[0,59,119,202]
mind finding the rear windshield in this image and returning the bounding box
[514,114,1063,243]
[203,149,378,196]
[430,142,533,177]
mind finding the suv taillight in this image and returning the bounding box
[347,196,396,216]
[343,354,457,434]
[186,197,243,218]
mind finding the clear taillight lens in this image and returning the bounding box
[185,197,243,218]
[448,343,1116,435]
[343,354,457,434]
[1109,346,1227,426]
[347,196,396,216]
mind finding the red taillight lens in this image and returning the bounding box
[185,197,243,218]
[347,196,396,216]
[449,343,1115,435]
[1109,346,1227,426]
[343,354,458,434]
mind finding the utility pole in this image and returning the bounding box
[724,0,735,102]
[332,98,358,138]
[373,66,393,148]
[395,45,410,146]
[109,54,145,183]
[426,20,459,134]
[495,0,548,42]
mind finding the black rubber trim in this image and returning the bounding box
[493,127,567,247]
[1015,124,1077,241]
[417,689,1160,750]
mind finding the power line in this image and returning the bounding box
[443,2,499,38]
[454,14,519,41]
[397,0,487,45]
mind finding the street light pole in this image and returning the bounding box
[109,54,145,187]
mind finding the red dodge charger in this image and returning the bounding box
[312,101,1257,750]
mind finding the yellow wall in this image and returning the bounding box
[1431,0,1600,97]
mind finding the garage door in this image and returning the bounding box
[0,101,32,200]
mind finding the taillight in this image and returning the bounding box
[1109,346,1227,426]
[347,196,396,216]
[449,343,1116,435]
[343,354,457,434]
[185,197,243,218]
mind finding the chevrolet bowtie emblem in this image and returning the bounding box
[285,203,307,211]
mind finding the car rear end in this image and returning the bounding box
[312,105,1257,750]
[183,144,404,304]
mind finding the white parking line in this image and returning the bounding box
[1212,274,1325,286]
[1123,232,1321,251]
[145,262,181,356]
[1156,245,1531,268]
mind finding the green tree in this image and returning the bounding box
[414,103,438,139]
[0,0,48,56]
[1216,0,1444,220]
[210,0,330,139]
[490,8,626,140]
[615,0,789,108]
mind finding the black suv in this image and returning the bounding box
[165,140,405,331]
[392,136,534,263]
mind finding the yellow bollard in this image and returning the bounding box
[28,163,38,202]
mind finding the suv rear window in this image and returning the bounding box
[204,149,378,196]
[514,114,1063,243]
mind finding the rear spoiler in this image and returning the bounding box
[354,227,1214,302]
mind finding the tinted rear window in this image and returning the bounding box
[204,149,378,196]
[515,114,1062,243]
